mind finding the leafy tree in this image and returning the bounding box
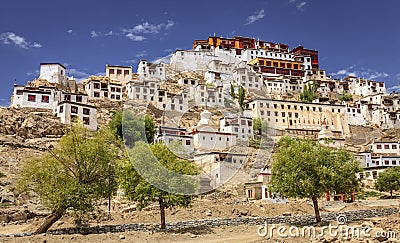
[253,118,268,136]
[270,136,361,222]
[17,122,120,234]
[230,83,236,98]
[299,81,319,103]
[145,115,156,144]
[109,111,155,146]
[375,167,400,198]
[118,142,199,229]
[338,92,353,102]
[238,85,245,110]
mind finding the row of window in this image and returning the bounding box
[93,92,121,100]
[93,83,122,92]
[108,69,130,76]
[28,94,49,103]
[257,102,342,113]
[373,160,400,166]
[59,105,90,115]
[375,144,398,150]
[64,94,83,102]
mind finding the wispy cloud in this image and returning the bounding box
[125,33,146,41]
[297,2,307,11]
[330,65,390,81]
[122,59,138,64]
[67,29,73,34]
[127,20,175,34]
[90,31,99,38]
[245,9,265,25]
[27,69,40,76]
[387,85,400,92]
[288,0,308,11]
[90,20,174,42]
[0,32,42,49]
[151,54,172,64]
[135,51,148,58]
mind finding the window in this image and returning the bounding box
[94,83,100,89]
[76,95,82,102]
[116,95,121,100]
[186,140,191,145]
[83,117,90,125]
[59,106,64,113]
[28,94,36,102]
[124,70,129,76]
[94,92,100,98]
[116,88,121,92]
[109,69,115,75]
[377,145,382,149]
[111,87,116,92]
[104,92,108,98]
[117,69,122,75]
[41,95,49,103]
[16,90,23,95]
[384,145,390,149]
[111,94,115,99]
[71,106,78,114]
[83,108,90,115]
[392,145,397,149]
[64,95,71,101]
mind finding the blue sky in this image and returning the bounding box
[1,0,399,106]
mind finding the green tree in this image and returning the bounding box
[118,142,199,229]
[253,118,268,136]
[238,85,245,110]
[270,136,361,222]
[17,122,120,234]
[375,167,400,198]
[338,92,353,102]
[109,111,156,146]
[299,81,319,103]
[145,115,156,144]
[230,83,236,98]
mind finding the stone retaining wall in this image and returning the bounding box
[1,208,398,238]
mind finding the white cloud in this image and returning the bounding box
[104,31,114,36]
[128,20,175,34]
[0,32,42,49]
[330,65,391,81]
[122,59,138,64]
[151,54,172,64]
[27,70,40,76]
[91,20,174,42]
[297,2,307,11]
[135,51,148,58]
[164,48,173,53]
[245,9,265,25]
[387,85,400,91]
[125,33,146,41]
[288,0,308,11]
[90,31,99,38]
[67,29,73,34]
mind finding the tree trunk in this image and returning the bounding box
[159,198,166,229]
[34,209,66,234]
[391,190,393,199]
[312,196,321,223]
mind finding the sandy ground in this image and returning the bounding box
[0,198,398,242]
